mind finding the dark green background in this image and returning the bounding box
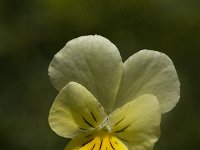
[1,0,200,149]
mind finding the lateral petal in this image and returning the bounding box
[109,94,161,150]
[48,82,106,138]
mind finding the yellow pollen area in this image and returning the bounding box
[79,130,128,150]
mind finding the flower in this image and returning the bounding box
[48,35,180,150]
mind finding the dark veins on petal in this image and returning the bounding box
[81,138,94,147]
[91,112,97,122]
[115,124,131,133]
[82,116,95,128]
[114,117,125,126]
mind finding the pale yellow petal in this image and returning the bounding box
[109,94,161,150]
[48,82,106,138]
[115,50,180,113]
[49,35,123,113]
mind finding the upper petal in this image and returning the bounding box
[115,50,180,113]
[49,35,123,113]
[48,82,106,138]
[109,94,161,150]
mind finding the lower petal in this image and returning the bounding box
[64,130,128,150]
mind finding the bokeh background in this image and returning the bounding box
[1,0,200,149]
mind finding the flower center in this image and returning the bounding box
[79,130,128,150]
[99,118,111,132]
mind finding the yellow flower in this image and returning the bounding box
[48,35,180,150]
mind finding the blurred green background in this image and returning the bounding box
[1,0,200,149]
